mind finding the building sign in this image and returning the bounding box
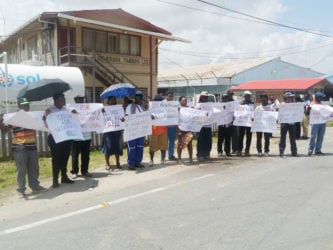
[96,54,150,65]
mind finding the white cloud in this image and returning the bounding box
[1,0,333,73]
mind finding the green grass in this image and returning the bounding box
[327,121,333,127]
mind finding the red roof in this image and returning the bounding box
[231,78,328,91]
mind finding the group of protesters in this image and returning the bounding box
[0,87,330,196]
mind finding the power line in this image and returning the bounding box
[197,0,333,38]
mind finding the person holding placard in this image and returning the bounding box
[177,96,193,164]
[217,94,232,157]
[166,91,177,161]
[44,93,75,188]
[279,92,298,158]
[0,98,46,197]
[102,96,123,170]
[308,91,326,156]
[237,90,254,156]
[149,94,168,166]
[125,90,146,170]
[255,94,274,157]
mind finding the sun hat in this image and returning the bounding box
[17,97,30,105]
[242,90,252,96]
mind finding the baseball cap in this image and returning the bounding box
[17,97,30,105]
[315,91,326,98]
[243,90,252,96]
[283,92,295,98]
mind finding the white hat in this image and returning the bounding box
[200,91,208,96]
[243,90,252,96]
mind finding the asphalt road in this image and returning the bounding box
[0,128,333,250]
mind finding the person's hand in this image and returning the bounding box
[71,109,78,114]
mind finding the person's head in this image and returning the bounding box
[166,91,174,101]
[242,90,252,101]
[221,94,229,102]
[53,93,66,108]
[179,95,187,107]
[260,94,268,105]
[199,91,209,103]
[107,96,117,105]
[304,93,310,100]
[74,95,85,104]
[134,90,144,104]
[283,92,295,103]
[314,91,325,102]
[17,97,30,111]
[153,94,164,102]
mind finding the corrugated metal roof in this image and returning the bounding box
[230,78,328,91]
[158,57,276,81]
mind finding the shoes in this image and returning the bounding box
[135,163,145,168]
[161,160,166,165]
[71,173,78,179]
[301,136,309,140]
[279,153,285,158]
[61,177,75,184]
[177,159,183,164]
[236,151,242,156]
[218,152,223,157]
[82,172,92,177]
[105,165,111,171]
[148,160,154,167]
[52,181,59,188]
[292,153,298,157]
[128,166,136,171]
[226,153,232,157]
[168,156,177,161]
[204,156,210,160]
[245,151,250,157]
[17,190,26,197]
[31,186,47,193]
[116,163,122,169]
[264,152,269,157]
[308,151,312,156]
[258,152,263,157]
[315,151,325,155]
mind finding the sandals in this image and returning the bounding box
[105,165,111,171]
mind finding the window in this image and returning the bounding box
[42,31,52,54]
[83,28,141,56]
[27,36,37,59]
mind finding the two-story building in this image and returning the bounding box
[0,9,189,102]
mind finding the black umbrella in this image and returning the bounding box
[17,78,71,101]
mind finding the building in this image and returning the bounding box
[0,9,189,102]
[157,57,324,102]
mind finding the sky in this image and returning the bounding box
[1,0,333,74]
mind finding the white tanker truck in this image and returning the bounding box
[0,64,85,113]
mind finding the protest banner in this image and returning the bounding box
[233,105,254,127]
[251,110,278,133]
[309,104,333,124]
[197,102,219,125]
[123,111,152,141]
[101,104,125,133]
[149,100,179,126]
[178,107,208,132]
[278,103,304,123]
[47,110,84,143]
[215,101,238,125]
[68,103,104,133]
[4,110,49,132]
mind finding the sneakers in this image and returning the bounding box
[308,151,312,156]
[168,156,177,161]
[258,152,263,157]
[236,151,242,156]
[315,151,325,155]
[71,173,78,179]
[82,172,92,177]
[148,160,154,167]
[264,152,269,157]
[31,186,47,193]
[161,160,166,165]
[17,190,26,198]
[226,153,232,157]
[218,152,223,157]
[128,165,136,171]
[61,177,75,184]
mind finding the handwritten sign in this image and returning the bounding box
[149,101,179,125]
[215,101,238,125]
[233,105,254,127]
[123,111,152,141]
[68,103,104,133]
[278,103,304,123]
[47,110,84,143]
[101,105,125,133]
[4,110,49,132]
[178,107,208,132]
[251,110,278,133]
[309,104,333,124]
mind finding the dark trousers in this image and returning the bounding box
[71,140,91,175]
[238,126,252,152]
[196,127,212,157]
[48,135,72,181]
[295,122,301,139]
[279,123,297,155]
[217,125,232,154]
[231,125,238,152]
[256,132,271,153]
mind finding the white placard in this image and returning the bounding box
[47,110,84,143]
[149,101,179,126]
[68,103,104,133]
[309,104,333,124]
[4,110,49,132]
[278,103,304,123]
[101,105,125,133]
[215,101,238,125]
[251,110,278,133]
[233,105,254,127]
[123,111,152,141]
[178,107,208,132]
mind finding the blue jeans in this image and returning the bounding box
[308,123,326,153]
[127,137,145,167]
[167,126,177,158]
